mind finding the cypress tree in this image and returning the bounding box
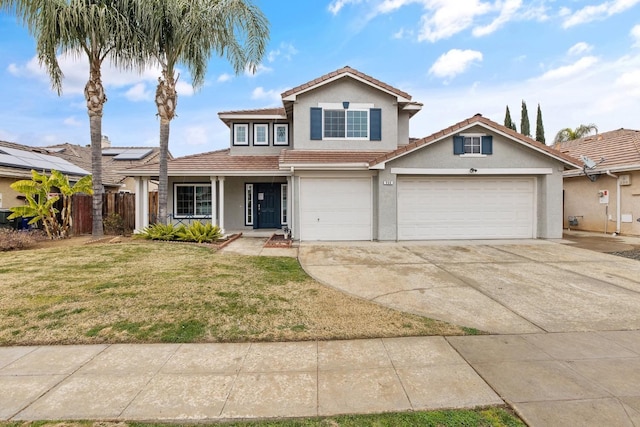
[504,106,516,131]
[520,100,531,137]
[535,103,545,144]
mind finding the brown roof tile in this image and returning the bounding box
[553,128,640,170]
[370,114,581,167]
[128,149,280,174]
[218,107,286,116]
[279,150,389,166]
[281,66,412,100]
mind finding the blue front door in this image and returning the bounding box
[255,183,280,229]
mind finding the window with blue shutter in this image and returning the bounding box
[310,107,322,140]
[481,135,493,154]
[453,136,464,154]
[370,108,381,141]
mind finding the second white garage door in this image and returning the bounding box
[299,177,372,241]
[397,177,535,240]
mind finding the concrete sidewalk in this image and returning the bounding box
[1,337,501,421]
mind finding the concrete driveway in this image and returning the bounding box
[298,240,640,334]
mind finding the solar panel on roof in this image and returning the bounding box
[102,148,127,156]
[113,148,153,160]
[0,146,89,175]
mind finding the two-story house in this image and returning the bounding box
[127,66,580,241]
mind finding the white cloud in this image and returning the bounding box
[632,24,640,47]
[7,63,21,76]
[568,42,593,56]
[536,56,599,81]
[429,49,483,80]
[251,87,282,102]
[63,116,82,127]
[328,0,362,15]
[185,126,209,146]
[562,0,640,28]
[417,0,493,42]
[473,0,522,37]
[267,42,298,63]
[217,73,232,83]
[175,80,195,97]
[125,83,152,102]
[615,69,640,96]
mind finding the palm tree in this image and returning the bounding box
[554,124,598,144]
[135,0,269,224]
[0,0,140,238]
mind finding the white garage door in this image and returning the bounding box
[398,177,535,240]
[299,177,372,241]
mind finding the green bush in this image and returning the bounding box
[103,213,127,235]
[135,221,222,243]
[135,223,185,241]
[177,221,222,243]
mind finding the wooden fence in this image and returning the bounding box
[71,192,158,235]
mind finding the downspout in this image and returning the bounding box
[290,166,295,240]
[606,170,620,234]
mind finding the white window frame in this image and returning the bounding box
[233,123,249,146]
[245,183,254,225]
[174,183,212,218]
[460,133,486,157]
[273,124,289,146]
[253,123,269,146]
[281,183,288,225]
[318,102,373,140]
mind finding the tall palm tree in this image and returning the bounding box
[136,0,269,224]
[554,124,598,144]
[0,0,140,238]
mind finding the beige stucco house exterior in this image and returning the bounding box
[555,129,640,236]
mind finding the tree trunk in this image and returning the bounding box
[85,64,106,238]
[155,69,177,225]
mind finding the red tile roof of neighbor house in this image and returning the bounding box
[553,128,640,170]
[281,66,413,100]
[127,149,281,173]
[279,150,389,166]
[369,114,582,168]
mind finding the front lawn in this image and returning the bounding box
[0,241,467,345]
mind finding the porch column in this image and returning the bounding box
[141,177,150,229]
[218,176,225,233]
[210,176,218,226]
[134,177,142,232]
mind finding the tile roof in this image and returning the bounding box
[127,149,281,173]
[218,107,286,116]
[44,143,162,186]
[370,114,582,168]
[279,150,388,166]
[553,128,640,170]
[281,66,412,101]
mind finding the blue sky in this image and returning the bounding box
[1,0,639,157]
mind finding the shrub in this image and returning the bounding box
[103,213,127,235]
[177,221,222,243]
[135,223,185,241]
[0,229,45,251]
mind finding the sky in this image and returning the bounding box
[0,0,639,158]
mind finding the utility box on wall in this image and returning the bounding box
[598,190,609,204]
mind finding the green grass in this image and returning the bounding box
[0,407,525,426]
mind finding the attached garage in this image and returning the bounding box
[397,176,535,240]
[299,177,372,241]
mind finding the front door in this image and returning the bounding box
[255,183,280,229]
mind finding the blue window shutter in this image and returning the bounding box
[482,135,493,154]
[370,108,382,141]
[453,136,464,154]
[310,107,322,140]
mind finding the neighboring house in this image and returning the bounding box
[555,128,640,236]
[0,140,90,210]
[45,136,166,193]
[126,66,580,241]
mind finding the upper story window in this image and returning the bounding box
[453,134,493,156]
[311,104,381,141]
[233,124,249,146]
[253,124,268,145]
[274,124,289,146]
